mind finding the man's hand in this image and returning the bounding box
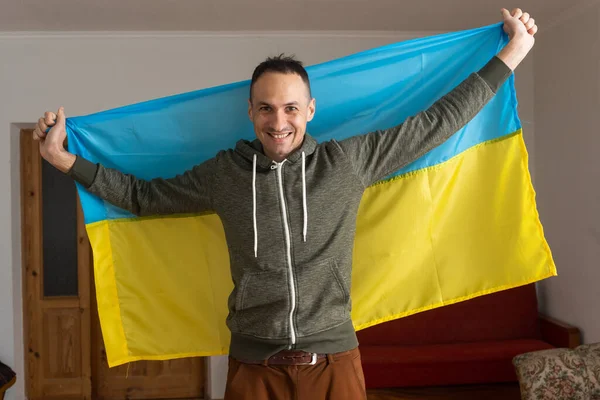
[33,107,76,173]
[502,8,537,48]
[497,8,538,71]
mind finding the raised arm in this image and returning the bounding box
[33,108,216,216]
[337,8,537,187]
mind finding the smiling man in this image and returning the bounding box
[34,8,537,400]
[249,61,316,162]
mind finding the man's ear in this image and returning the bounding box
[247,99,253,121]
[307,98,316,122]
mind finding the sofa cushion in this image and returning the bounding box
[513,343,600,400]
[576,343,600,398]
[356,284,541,346]
[360,339,553,388]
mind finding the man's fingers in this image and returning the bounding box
[38,117,49,134]
[511,8,523,19]
[56,107,66,124]
[528,25,538,36]
[32,127,44,141]
[525,18,535,30]
[501,8,511,19]
[520,12,530,24]
[44,111,57,126]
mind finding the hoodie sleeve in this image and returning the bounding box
[67,155,216,216]
[336,56,512,187]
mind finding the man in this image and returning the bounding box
[34,8,537,400]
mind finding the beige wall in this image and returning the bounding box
[534,5,600,343]
[0,30,535,400]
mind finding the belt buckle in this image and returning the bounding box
[299,352,317,366]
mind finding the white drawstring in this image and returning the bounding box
[252,154,258,257]
[302,152,308,242]
[253,152,308,254]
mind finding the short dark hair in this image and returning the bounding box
[250,54,312,100]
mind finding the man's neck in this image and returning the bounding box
[265,139,305,163]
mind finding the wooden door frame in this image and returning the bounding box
[21,129,92,400]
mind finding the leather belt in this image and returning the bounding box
[237,350,327,366]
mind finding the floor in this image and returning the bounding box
[32,383,524,399]
[366,383,522,400]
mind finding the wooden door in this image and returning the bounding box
[21,129,92,400]
[21,129,205,400]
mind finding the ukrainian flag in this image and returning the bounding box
[66,23,556,367]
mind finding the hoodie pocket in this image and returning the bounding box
[234,269,290,339]
[295,258,349,336]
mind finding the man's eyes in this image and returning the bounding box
[258,106,298,112]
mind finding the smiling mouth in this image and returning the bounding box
[268,132,292,139]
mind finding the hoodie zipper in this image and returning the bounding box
[271,160,297,348]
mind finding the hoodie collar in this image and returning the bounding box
[235,133,318,169]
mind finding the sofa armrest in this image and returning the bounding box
[0,376,16,400]
[538,313,581,349]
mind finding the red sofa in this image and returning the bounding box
[356,284,580,389]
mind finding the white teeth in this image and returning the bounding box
[271,133,291,139]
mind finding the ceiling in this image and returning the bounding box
[0,0,594,32]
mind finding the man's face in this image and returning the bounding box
[248,72,316,162]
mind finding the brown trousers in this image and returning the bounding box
[224,347,367,400]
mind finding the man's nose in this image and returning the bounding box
[270,110,288,132]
